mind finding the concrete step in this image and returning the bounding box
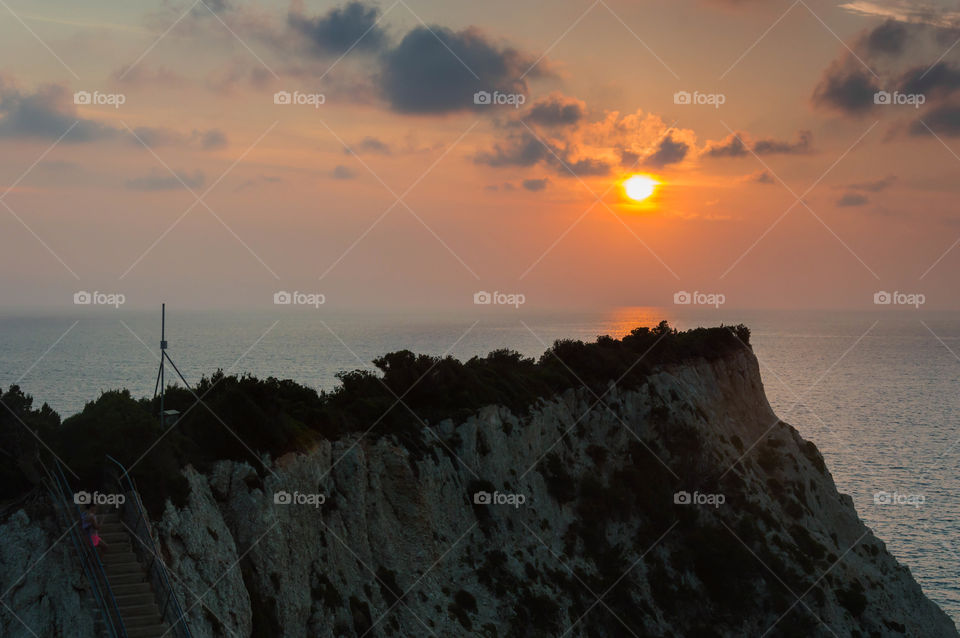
[118,603,160,618]
[116,592,156,607]
[106,562,145,576]
[111,582,153,597]
[101,551,138,565]
[125,623,170,638]
[107,572,147,586]
[121,612,164,628]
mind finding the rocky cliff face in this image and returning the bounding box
[1,347,956,637]
[152,348,957,638]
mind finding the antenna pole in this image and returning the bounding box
[160,303,166,426]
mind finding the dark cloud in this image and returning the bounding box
[703,133,748,158]
[345,136,391,155]
[475,132,549,168]
[754,130,812,155]
[837,193,869,207]
[644,133,689,168]
[522,178,549,192]
[0,81,116,142]
[525,94,586,127]
[812,65,880,114]
[910,103,960,136]
[125,170,205,191]
[378,26,536,113]
[866,20,909,55]
[331,164,357,179]
[200,129,228,150]
[745,170,775,184]
[288,1,386,56]
[899,62,960,99]
[846,175,896,192]
[474,130,611,177]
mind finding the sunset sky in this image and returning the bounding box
[2,0,960,310]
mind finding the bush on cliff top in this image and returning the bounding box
[1,322,750,514]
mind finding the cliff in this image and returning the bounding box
[1,340,956,637]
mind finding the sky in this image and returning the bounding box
[2,0,960,311]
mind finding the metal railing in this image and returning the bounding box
[40,456,127,638]
[105,455,193,638]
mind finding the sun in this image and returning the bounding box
[623,175,659,202]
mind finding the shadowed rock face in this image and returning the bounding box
[150,348,956,638]
[1,347,956,637]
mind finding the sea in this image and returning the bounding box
[1,307,957,627]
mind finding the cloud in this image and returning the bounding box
[837,192,869,206]
[812,64,880,115]
[331,164,357,179]
[866,19,909,54]
[200,129,228,150]
[703,133,749,158]
[125,169,205,191]
[845,175,897,192]
[0,80,116,142]
[378,26,539,113]
[345,136,391,155]
[743,170,775,184]
[643,132,689,168]
[703,130,812,158]
[898,62,960,99]
[753,130,813,155]
[525,93,587,127]
[522,178,549,191]
[288,1,386,56]
[910,103,960,136]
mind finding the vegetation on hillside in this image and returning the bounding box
[0,322,750,514]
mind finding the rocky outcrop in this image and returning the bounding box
[149,348,958,637]
[0,508,97,638]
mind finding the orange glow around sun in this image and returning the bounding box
[623,174,660,202]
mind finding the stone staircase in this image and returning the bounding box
[97,511,171,638]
